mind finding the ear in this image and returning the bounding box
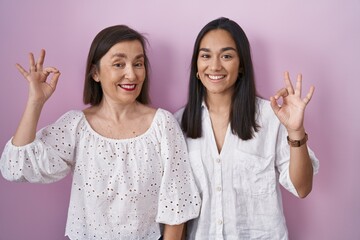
[91,65,100,82]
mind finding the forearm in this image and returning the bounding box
[163,223,185,240]
[11,49,60,146]
[12,101,44,146]
[288,130,314,198]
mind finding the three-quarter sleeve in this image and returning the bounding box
[0,111,80,183]
[156,110,200,225]
[275,124,320,197]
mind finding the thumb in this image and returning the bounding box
[270,96,280,114]
[43,67,60,90]
[49,71,61,91]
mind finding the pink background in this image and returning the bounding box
[0,0,359,239]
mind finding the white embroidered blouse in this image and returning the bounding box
[175,98,319,240]
[0,109,200,240]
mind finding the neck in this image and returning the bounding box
[97,100,140,122]
[205,92,232,114]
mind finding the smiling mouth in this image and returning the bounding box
[118,84,136,91]
[207,74,226,80]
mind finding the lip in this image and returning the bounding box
[118,84,136,91]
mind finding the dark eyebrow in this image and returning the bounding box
[221,47,237,52]
[199,48,210,52]
[111,53,145,59]
[111,53,126,59]
[134,54,145,60]
[199,47,237,53]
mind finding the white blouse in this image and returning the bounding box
[175,98,319,240]
[0,109,200,240]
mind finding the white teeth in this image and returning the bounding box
[119,84,135,89]
[208,75,225,80]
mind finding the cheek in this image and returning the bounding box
[199,76,209,86]
[136,69,146,80]
[228,62,240,75]
[197,59,206,71]
[104,69,121,80]
[139,75,146,83]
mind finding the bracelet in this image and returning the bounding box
[287,133,308,147]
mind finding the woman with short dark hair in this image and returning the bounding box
[0,25,200,240]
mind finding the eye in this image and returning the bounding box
[134,61,144,68]
[222,54,233,60]
[200,54,210,59]
[113,63,125,68]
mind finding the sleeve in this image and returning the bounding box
[275,124,320,197]
[0,111,80,183]
[155,110,201,225]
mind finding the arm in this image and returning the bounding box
[163,223,185,240]
[12,49,60,146]
[156,111,200,232]
[270,72,315,198]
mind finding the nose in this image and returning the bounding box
[209,57,222,71]
[125,65,136,81]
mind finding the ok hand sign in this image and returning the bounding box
[270,72,315,135]
[16,49,60,105]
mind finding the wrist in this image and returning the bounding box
[287,127,306,140]
[287,132,308,147]
[26,100,45,109]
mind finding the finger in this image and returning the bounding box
[36,49,46,71]
[43,67,59,75]
[42,67,59,81]
[48,71,61,91]
[15,63,29,78]
[270,96,281,114]
[273,88,288,100]
[284,71,295,94]
[295,73,302,97]
[303,85,315,105]
[29,52,36,72]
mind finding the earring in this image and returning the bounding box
[196,72,200,79]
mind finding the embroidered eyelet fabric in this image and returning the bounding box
[0,109,200,240]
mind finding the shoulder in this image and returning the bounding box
[255,97,281,126]
[173,107,185,124]
[256,97,275,117]
[154,108,182,128]
[256,97,269,110]
[55,110,84,124]
[39,110,84,135]
[156,108,175,120]
[139,104,157,119]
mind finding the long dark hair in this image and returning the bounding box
[181,17,259,140]
[83,25,150,105]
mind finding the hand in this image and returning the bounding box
[270,72,315,135]
[16,49,60,105]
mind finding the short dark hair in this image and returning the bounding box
[181,17,259,140]
[83,25,150,105]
